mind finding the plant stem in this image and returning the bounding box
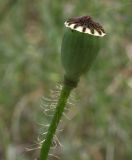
[40,84,73,160]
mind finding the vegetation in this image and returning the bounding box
[0,0,132,160]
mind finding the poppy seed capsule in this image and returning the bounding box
[61,16,106,88]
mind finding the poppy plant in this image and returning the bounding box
[40,16,106,160]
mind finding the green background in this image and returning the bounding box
[0,0,132,159]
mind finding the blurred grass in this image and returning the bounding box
[0,0,132,160]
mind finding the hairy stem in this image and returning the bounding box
[40,84,73,160]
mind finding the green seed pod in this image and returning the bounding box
[61,16,106,88]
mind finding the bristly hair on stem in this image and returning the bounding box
[39,85,74,160]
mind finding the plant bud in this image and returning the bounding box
[61,16,106,87]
